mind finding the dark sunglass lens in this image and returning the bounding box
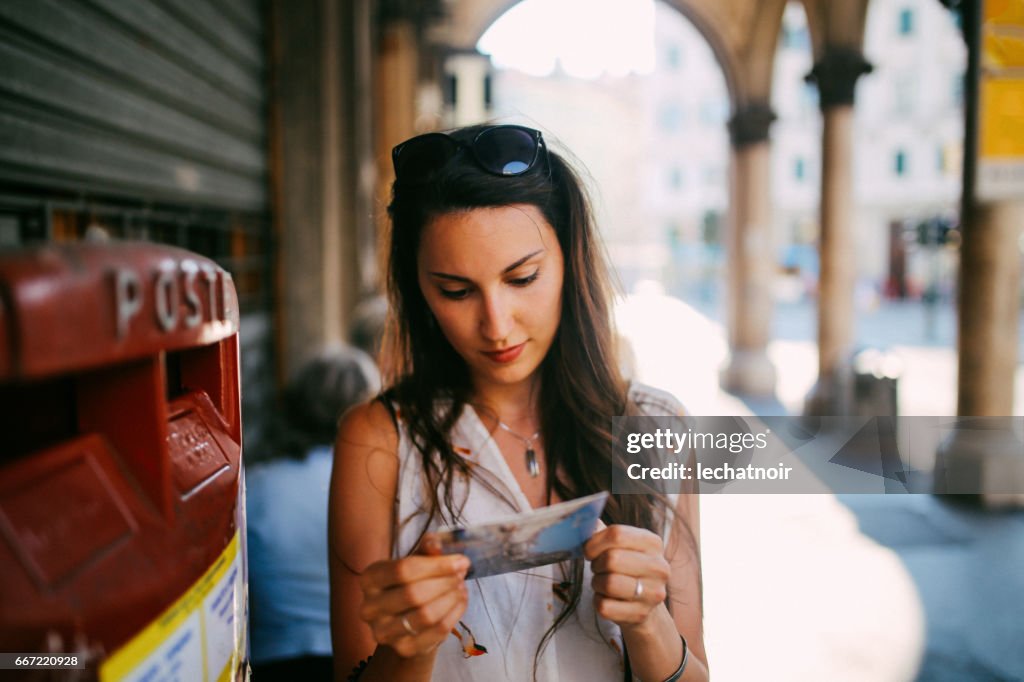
[395,135,457,178]
[474,128,538,175]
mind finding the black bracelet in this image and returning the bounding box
[623,632,690,682]
[347,655,373,681]
[661,634,689,682]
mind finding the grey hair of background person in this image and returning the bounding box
[349,294,388,359]
[250,344,381,464]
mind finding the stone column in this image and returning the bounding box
[932,201,1024,504]
[720,103,778,397]
[270,0,368,379]
[804,48,872,415]
[373,15,418,257]
[932,0,1024,507]
[347,0,378,295]
[958,201,1023,416]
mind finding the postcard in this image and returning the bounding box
[434,491,610,579]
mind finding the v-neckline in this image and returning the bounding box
[463,403,539,513]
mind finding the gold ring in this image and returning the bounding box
[401,615,418,636]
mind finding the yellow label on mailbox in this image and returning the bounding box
[99,532,246,682]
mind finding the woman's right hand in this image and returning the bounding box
[358,551,471,659]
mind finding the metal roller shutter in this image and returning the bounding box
[0,0,266,209]
[0,0,274,452]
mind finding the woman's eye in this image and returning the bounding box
[509,272,539,287]
[439,288,470,300]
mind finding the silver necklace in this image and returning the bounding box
[497,421,541,478]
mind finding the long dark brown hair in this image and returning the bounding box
[380,124,696,677]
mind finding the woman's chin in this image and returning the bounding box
[471,359,541,389]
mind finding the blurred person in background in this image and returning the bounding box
[247,345,381,681]
[349,294,389,361]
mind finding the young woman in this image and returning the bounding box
[329,124,708,681]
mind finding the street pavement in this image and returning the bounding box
[615,291,1024,681]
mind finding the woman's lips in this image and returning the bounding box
[482,342,526,364]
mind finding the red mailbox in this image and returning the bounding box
[0,241,248,680]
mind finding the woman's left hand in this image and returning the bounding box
[583,522,671,632]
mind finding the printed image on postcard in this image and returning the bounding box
[434,491,609,579]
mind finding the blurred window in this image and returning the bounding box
[801,81,820,116]
[899,8,914,36]
[937,143,961,175]
[699,98,727,126]
[894,149,909,176]
[950,6,963,31]
[668,166,685,191]
[659,103,685,132]
[781,20,810,50]
[665,44,683,70]
[701,210,721,244]
[668,221,684,247]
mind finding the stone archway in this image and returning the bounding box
[435,0,791,397]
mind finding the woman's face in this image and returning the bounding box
[417,204,565,393]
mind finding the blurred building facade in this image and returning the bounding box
[481,1,967,305]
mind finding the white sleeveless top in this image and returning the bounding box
[390,384,685,682]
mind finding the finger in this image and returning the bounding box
[594,594,654,626]
[386,583,469,658]
[360,574,465,620]
[590,548,671,583]
[592,572,666,605]
[436,589,469,637]
[582,519,609,560]
[419,533,442,556]
[584,524,662,560]
[361,554,470,593]
[392,582,468,639]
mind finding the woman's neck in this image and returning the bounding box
[470,374,541,426]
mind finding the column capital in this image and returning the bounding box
[728,102,776,148]
[806,47,874,109]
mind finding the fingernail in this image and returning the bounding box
[422,534,441,555]
[453,556,471,573]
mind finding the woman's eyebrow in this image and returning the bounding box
[429,249,544,282]
[502,249,544,273]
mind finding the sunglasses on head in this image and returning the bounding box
[391,125,548,181]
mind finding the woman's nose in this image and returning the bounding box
[479,290,513,342]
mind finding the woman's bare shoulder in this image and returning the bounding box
[332,398,401,503]
[335,397,400,459]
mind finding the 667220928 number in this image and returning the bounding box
[4,654,82,670]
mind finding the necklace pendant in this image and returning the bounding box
[525,448,539,478]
